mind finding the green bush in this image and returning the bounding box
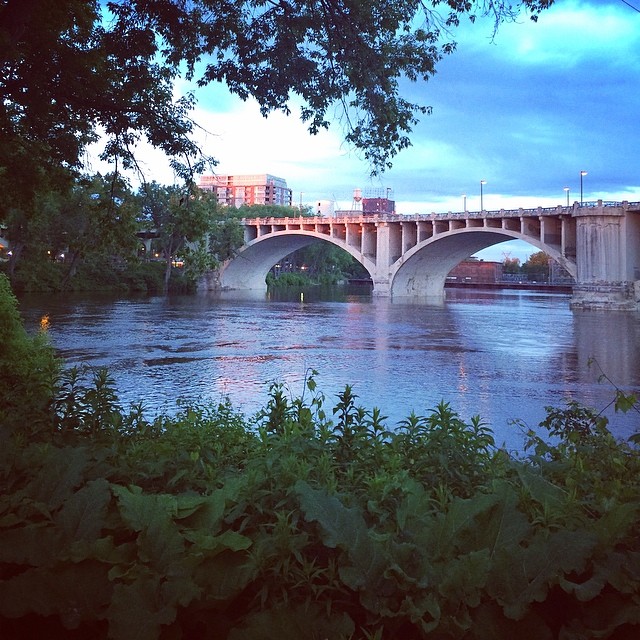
[0,274,59,439]
[1,361,639,639]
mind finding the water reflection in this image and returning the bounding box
[17,286,640,452]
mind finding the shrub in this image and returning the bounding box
[0,273,59,439]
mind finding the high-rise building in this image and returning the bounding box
[197,174,292,208]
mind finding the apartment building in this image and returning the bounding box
[197,174,293,208]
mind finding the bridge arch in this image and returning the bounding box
[219,230,375,291]
[389,227,577,297]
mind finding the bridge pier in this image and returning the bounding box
[571,201,640,310]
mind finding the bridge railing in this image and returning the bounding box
[242,201,639,226]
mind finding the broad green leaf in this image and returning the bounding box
[488,528,598,619]
[65,535,136,565]
[176,489,227,533]
[183,528,252,554]
[54,478,111,542]
[24,446,89,509]
[426,492,501,557]
[112,485,187,573]
[515,465,567,509]
[112,485,177,531]
[437,549,491,607]
[593,503,639,545]
[295,480,387,590]
[294,480,368,550]
[137,518,186,573]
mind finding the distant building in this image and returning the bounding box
[197,174,292,208]
[447,259,503,284]
[315,200,335,217]
[362,197,395,215]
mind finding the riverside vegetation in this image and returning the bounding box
[1,272,640,639]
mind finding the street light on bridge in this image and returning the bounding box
[564,186,570,206]
[462,194,467,213]
[480,180,486,211]
[580,171,587,206]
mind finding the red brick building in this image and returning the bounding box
[446,259,502,284]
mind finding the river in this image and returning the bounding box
[17,285,640,453]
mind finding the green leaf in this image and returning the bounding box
[488,528,598,619]
[24,446,90,509]
[593,503,639,545]
[295,480,368,550]
[515,465,567,510]
[183,528,252,554]
[54,478,111,541]
[112,484,177,531]
[176,489,228,533]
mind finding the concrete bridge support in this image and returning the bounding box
[571,201,640,310]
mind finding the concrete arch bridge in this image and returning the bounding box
[204,200,640,309]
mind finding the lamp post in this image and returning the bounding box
[564,187,570,206]
[580,171,587,206]
[480,180,486,211]
[462,194,467,213]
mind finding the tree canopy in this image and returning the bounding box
[0,0,555,276]
[1,0,555,181]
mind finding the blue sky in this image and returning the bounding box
[96,0,640,262]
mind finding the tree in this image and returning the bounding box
[1,1,555,274]
[207,219,245,263]
[57,174,139,287]
[523,250,550,281]
[502,256,521,274]
[138,182,218,293]
[0,0,555,178]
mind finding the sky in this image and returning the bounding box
[91,0,640,262]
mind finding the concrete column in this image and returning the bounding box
[571,202,639,309]
[372,222,391,296]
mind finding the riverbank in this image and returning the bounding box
[348,278,573,293]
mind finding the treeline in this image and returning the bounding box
[1,179,340,295]
[0,174,250,294]
[1,273,640,639]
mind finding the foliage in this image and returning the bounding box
[267,271,314,288]
[522,250,550,281]
[502,256,521,274]
[268,242,370,286]
[2,328,640,639]
[137,182,219,292]
[207,218,245,263]
[0,273,59,439]
[0,0,555,235]
[235,204,304,219]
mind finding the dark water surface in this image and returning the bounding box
[17,285,640,452]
